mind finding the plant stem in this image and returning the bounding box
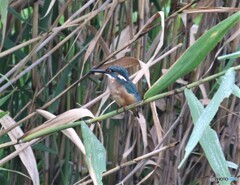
[20,65,240,143]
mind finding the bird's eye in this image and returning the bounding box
[106,68,112,73]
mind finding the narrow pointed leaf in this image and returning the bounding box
[178,68,235,171]
[181,89,231,182]
[0,0,8,51]
[81,122,106,185]
[0,114,40,185]
[0,111,8,119]
[0,90,14,106]
[218,50,240,60]
[232,84,240,98]
[144,12,240,99]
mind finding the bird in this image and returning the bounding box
[91,65,141,117]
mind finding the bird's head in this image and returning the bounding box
[91,65,130,82]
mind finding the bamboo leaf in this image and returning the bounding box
[144,12,240,99]
[81,122,106,185]
[0,90,14,106]
[218,50,240,60]
[232,84,240,98]
[226,161,238,169]
[0,0,8,51]
[0,111,8,119]
[178,68,235,172]
[181,88,231,183]
[41,0,56,19]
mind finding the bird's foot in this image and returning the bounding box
[116,106,126,114]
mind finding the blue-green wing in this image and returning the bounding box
[125,81,141,102]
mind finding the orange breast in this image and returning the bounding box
[108,78,136,106]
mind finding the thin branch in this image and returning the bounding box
[18,65,240,143]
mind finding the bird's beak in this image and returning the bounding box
[90,68,107,74]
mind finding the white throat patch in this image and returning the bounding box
[105,74,114,79]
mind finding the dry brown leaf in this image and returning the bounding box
[110,25,137,58]
[199,84,208,99]
[176,78,188,85]
[82,91,109,109]
[136,169,155,185]
[145,29,163,61]
[155,99,166,112]
[150,125,159,146]
[146,11,165,63]
[133,60,150,84]
[121,123,134,162]
[41,0,56,19]
[21,108,94,140]
[122,138,137,160]
[36,109,86,155]
[100,56,139,70]
[0,113,39,185]
[0,139,38,166]
[140,11,162,34]
[180,13,187,28]
[190,24,199,46]
[96,89,110,116]
[144,159,159,167]
[150,102,163,142]
[200,99,211,106]
[87,24,111,57]
[137,114,148,150]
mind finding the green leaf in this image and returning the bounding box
[218,50,240,60]
[232,84,240,98]
[181,89,231,183]
[0,90,14,106]
[0,0,8,50]
[178,68,235,175]
[0,111,8,119]
[144,12,240,99]
[81,122,106,185]
[8,6,26,22]
[226,161,238,169]
[0,167,31,180]
[217,76,240,98]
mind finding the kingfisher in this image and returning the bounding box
[91,65,141,117]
